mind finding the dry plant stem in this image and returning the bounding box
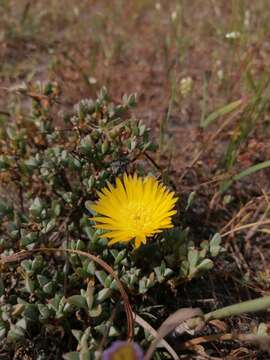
[133,312,179,360]
[220,195,265,234]
[221,219,270,237]
[162,295,270,355]
[244,202,266,242]
[144,308,203,360]
[0,247,134,340]
[181,333,270,349]
[97,307,117,358]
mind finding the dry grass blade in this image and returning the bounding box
[244,335,270,353]
[181,332,270,354]
[144,308,203,360]
[221,219,270,238]
[219,195,266,234]
[133,312,179,360]
[0,247,134,340]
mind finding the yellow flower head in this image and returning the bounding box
[89,174,178,248]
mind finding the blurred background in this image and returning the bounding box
[2,0,270,175]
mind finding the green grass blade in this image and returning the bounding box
[233,160,270,182]
[201,99,243,128]
[221,160,270,192]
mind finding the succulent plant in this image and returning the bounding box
[0,83,223,358]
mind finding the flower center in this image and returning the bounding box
[126,202,151,233]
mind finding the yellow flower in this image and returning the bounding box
[89,174,178,248]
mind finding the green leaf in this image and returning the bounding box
[114,249,126,264]
[160,260,166,275]
[179,260,189,278]
[62,352,80,360]
[86,261,95,275]
[24,304,39,322]
[86,282,94,309]
[62,192,73,204]
[95,270,107,286]
[76,239,85,250]
[108,326,120,337]
[257,322,268,336]
[43,282,53,294]
[67,295,88,310]
[50,294,62,311]
[25,276,35,293]
[164,268,173,277]
[29,197,43,217]
[139,276,155,294]
[79,350,91,360]
[210,233,222,257]
[71,329,83,342]
[0,199,13,217]
[37,274,49,287]
[38,304,51,320]
[154,267,162,282]
[89,304,102,317]
[41,218,56,234]
[0,324,6,339]
[194,259,214,274]
[97,288,112,302]
[185,191,196,210]
[0,276,4,297]
[20,259,32,272]
[16,318,27,330]
[8,326,25,341]
[201,99,243,128]
[52,202,61,217]
[187,248,199,271]
[8,319,27,341]
[32,256,44,271]
[102,274,112,288]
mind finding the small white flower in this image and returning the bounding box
[155,2,161,11]
[88,77,97,85]
[225,31,241,40]
[171,11,177,21]
[179,77,193,97]
[217,69,224,81]
[244,10,251,28]
[73,6,79,16]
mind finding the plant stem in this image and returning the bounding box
[185,295,270,332]
[205,295,270,321]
